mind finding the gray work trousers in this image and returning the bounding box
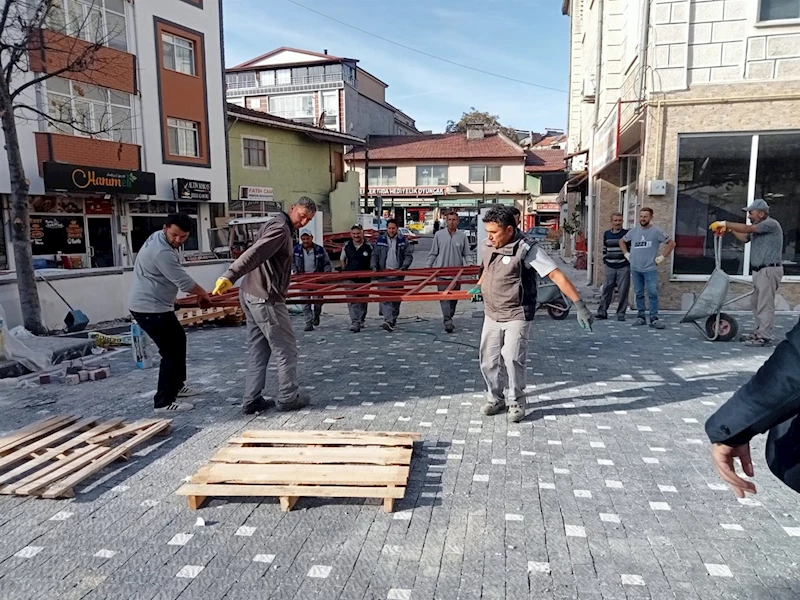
[241,291,299,405]
[438,279,460,323]
[752,265,783,341]
[597,265,630,317]
[479,315,531,406]
[302,303,322,326]
[347,279,368,325]
[379,276,402,324]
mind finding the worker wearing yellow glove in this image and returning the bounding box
[709,221,727,234]
[212,277,233,295]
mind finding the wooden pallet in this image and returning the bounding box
[0,415,171,498]
[176,430,421,512]
[176,307,241,327]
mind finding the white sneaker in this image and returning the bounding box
[177,386,200,398]
[154,401,194,413]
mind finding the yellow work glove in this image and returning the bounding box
[709,221,727,233]
[212,277,233,295]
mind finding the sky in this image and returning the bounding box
[222,0,570,134]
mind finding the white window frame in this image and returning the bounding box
[46,0,128,51]
[469,165,502,183]
[416,165,448,186]
[167,118,199,157]
[756,0,800,25]
[268,93,315,123]
[368,166,397,186]
[44,77,133,142]
[242,136,268,169]
[320,91,339,130]
[161,33,196,76]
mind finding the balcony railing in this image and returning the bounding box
[226,72,355,94]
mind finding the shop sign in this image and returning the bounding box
[173,178,211,201]
[439,198,477,208]
[28,196,82,214]
[592,104,619,174]
[536,203,562,212]
[239,186,274,200]
[30,215,86,255]
[85,199,113,214]
[43,162,156,196]
[360,186,448,197]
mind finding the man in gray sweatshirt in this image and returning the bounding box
[213,197,316,414]
[128,213,211,413]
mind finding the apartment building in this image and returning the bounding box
[563,0,800,310]
[345,128,526,229]
[225,47,420,138]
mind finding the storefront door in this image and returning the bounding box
[87,217,114,268]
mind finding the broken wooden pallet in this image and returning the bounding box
[176,430,421,512]
[0,415,171,498]
[176,307,239,327]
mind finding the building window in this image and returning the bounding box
[368,166,397,186]
[260,70,275,86]
[759,0,800,21]
[675,132,800,278]
[469,165,501,183]
[167,118,199,157]
[321,91,339,130]
[268,94,314,124]
[416,166,448,186]
[276,69,291,85]
[46,0,128,51]
[129,202,199,252]
[243,137,267,167]
[226,72,256,90]
[162,33,195,75]
[45,77,133,142]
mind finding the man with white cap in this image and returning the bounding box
[710,198,784,347]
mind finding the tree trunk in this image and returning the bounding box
[0,80,46,334]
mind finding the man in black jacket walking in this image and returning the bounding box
[706,317,800,496]
[340,224,373,333]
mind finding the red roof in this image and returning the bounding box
[531,134,567,149]
[347,133,524,161]
[525,149,566,173]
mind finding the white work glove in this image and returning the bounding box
[655,255,665,266]
[623,252,631,261]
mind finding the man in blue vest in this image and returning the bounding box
[292,231,332,331]
[371,219,414,332]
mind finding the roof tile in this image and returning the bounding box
[348,133,524,161]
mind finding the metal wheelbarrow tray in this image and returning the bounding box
[680,236,754,341]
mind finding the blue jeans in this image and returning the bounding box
[631,269,659,320]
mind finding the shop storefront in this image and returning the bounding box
[534,202,562,228]
[230,186,283,219]
[362,186,447,229]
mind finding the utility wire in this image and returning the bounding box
[284,0,568,94]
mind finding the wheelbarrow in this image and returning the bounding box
[537,275,571,320]
[680,235,754,341]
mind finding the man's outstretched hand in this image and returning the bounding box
[212,277,233,296]
[574,299,593,332]
[711,442,756,498]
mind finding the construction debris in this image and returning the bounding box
[177,429,420,512]
[0,415,171,499]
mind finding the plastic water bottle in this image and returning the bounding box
[131,320,155,369]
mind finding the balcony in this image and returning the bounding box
[226,73,350,98]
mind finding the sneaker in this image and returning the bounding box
[276,393,311,412]
[313,316,320,326]
[154,401,194,413]
[507,403,525,423]
[304,324,314,332]
[177,386,200,398]
[481,401,506,416]
[744,337,770,347]
[382,321,395,332]
[349,323,361,333]
[595,313,608,320]
[242,397,273,415]
[649,319,665,330]
[633,317,647,326]
[444,321,455,334]
[616,314,626,322]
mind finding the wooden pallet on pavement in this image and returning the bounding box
[176,307,240,327]
[0,415,171,498]
[176,430,420,512]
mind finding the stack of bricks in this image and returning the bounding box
[38,358,111,386]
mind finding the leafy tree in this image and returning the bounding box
[445,107,520,142]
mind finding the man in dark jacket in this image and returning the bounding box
[292,232,332,331]
[340,224,373,333]
[705,317,800,497]
[212,197,316,414]
[371,219,414,332]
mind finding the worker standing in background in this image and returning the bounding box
[128,213,211,414]
[292,232,332,331]
[212,197,316,414]
[470,206,593,423]
[372,219,414,332]
[341,224,373,333]
[596,212,630,321]
[710,199,784,347]
[426,211,473,333]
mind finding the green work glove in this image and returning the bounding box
[468,285,482,303]
[574,299,593,332]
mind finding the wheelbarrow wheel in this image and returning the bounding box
[705,312,738,342]
[547,300,570,320]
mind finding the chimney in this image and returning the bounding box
[324,49,328,55]
[465,121,485,140]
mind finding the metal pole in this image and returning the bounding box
[363,134,370,214]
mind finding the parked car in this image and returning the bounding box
[525,226,550,240]
[398,227,419,244]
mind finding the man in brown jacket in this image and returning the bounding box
[213,197,316,414]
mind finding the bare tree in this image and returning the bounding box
[0,0,132,333]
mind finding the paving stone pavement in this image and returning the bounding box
[0,308,799,600]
